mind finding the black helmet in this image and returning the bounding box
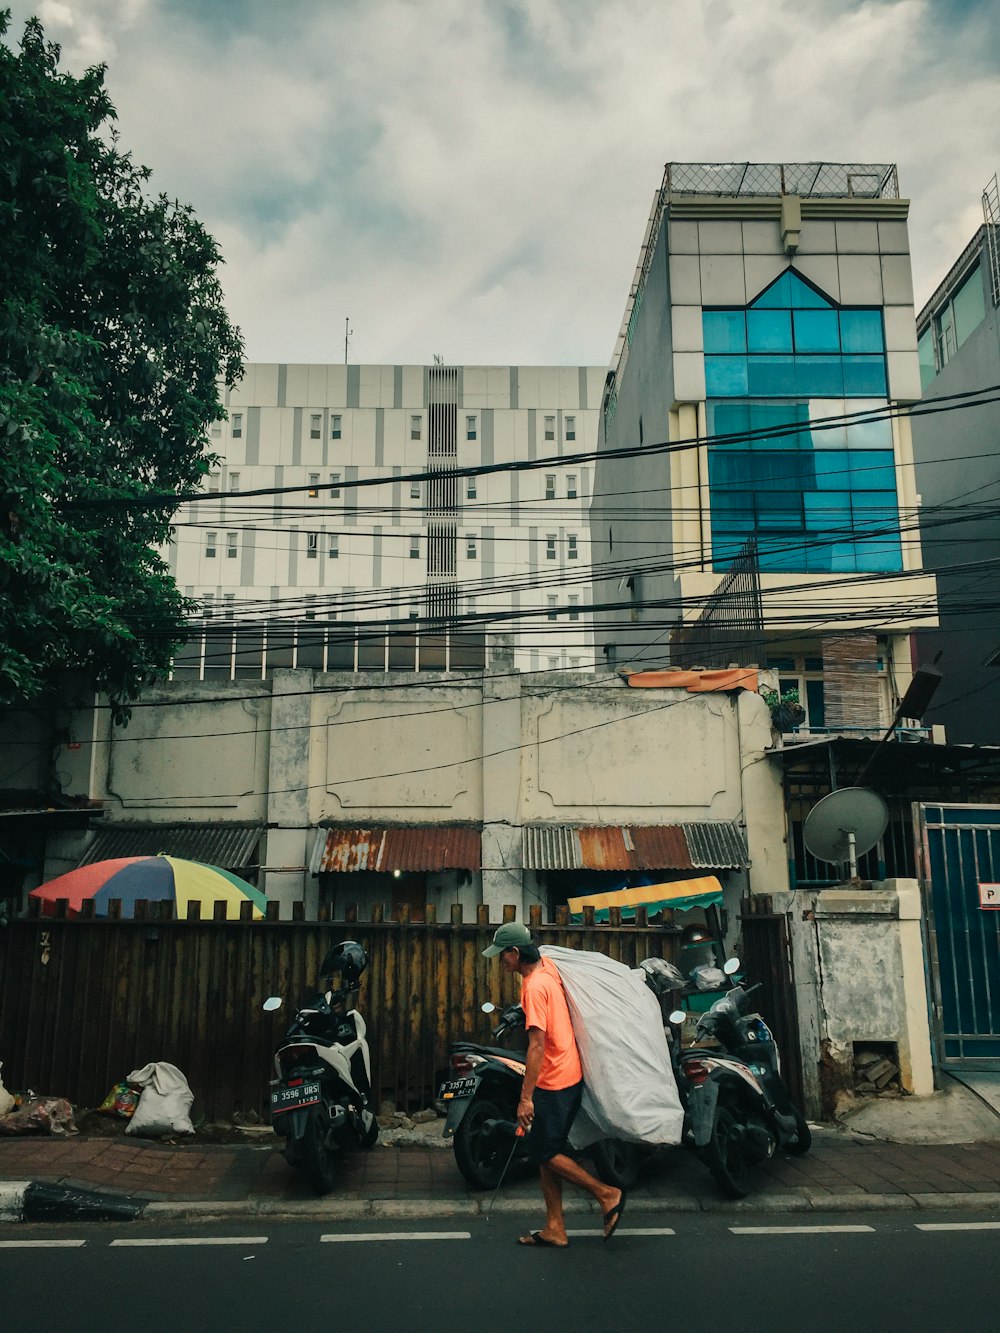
[681,923,713,947]
[639,957,686,994]
[322,939,368,988]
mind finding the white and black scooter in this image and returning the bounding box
[263,940,379,1195]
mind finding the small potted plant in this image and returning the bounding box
[761,686,806,731]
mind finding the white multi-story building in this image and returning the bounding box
[165,363,604,678]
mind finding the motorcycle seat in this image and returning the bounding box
[451,1042,525,1061]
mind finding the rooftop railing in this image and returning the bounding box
[664,161,899,200]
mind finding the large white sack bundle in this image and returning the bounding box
[541,945,683,1148]
[125,1061,195,1137]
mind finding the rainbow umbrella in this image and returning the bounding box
[30,857,267,920]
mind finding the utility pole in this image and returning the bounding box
[345,317,352,365]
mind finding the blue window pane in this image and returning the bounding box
[759,538,808,570]
[709,490,754,520]
[840,309,884,353]
[788,272,832,308]
[708,402,750,447]
[845,409,892,450]
[849,451,896,490]
[793,309,840,352]
[794,356,844,396]
[804,491,852,527]
[747,309,793,352]
[806,679,826,728]
[843,355,887,396]
[705,356,749,396]
[747,356,795,395]
[855,537,902,572]
[748,401,807,447]
[703,310,746,353]
[813,450,852,489]
[752,271,793,308]
[756,492,804,529]
[852,491,898,529]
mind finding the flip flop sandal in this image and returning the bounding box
[517,1231,568,1248]
[602,1192,627,1241]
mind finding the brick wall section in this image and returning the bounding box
[823,635,881,730]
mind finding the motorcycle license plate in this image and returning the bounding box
[438,1077,477,1100]
[270,1080,321,1115]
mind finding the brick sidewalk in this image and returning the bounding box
[3,1130,1000,1209]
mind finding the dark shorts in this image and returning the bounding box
[525,1082,583,1165]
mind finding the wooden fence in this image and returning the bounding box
[0,899,680,1122]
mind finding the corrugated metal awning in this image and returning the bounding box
[522,822,749,872]
[310,826,482,875]
[78,823,264,868]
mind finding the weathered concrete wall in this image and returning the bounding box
[775,879,934,1118]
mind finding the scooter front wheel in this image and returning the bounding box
[299,1111,338,1196]
[703,1104,752,1199]
[784,1105,812,1156]
[591,1138,640,1190]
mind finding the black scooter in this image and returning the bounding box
[438,1001,638,1190]
[648,957,811,1198]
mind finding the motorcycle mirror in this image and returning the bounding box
[668,1009,687,1026]
[481,1002,496,1014]
[262,996,283,1012]
[723,957,741,976]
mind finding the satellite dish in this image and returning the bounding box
[803,787,889,878]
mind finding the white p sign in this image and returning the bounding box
[979,882,1000,910]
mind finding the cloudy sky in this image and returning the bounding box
[7,0,999,366]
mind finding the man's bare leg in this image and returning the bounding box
[522,1164,569,1246]
[545,1153,623,1237]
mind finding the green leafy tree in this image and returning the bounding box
[0,13,243,721]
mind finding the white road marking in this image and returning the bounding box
[110,1236,269,1247]
[915,1222,1000,1232]
[565,1227,676,1237]
[320,1231,471,1243]
[0,1239,87,1248]
[730,1225,876,1235]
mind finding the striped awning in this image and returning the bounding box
[569,876,725,921]
[78,823,263,869]
[310,826,482,875]
[522,822,749,872]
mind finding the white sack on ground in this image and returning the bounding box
[541,946,683,1148]
[125,1061,195,1137]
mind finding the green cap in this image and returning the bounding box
[482,921,532,958]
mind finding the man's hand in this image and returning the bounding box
[517,1095,534,1132]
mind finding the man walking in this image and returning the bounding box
[482,921,626,1247]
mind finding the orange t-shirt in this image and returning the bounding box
[521,956,583,1091]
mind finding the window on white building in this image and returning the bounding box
[545,534,557,560]
[570,656,581,668]
[304,596,317,621]
[411,414,422,440]
[202,593,214,618]
[408,601,419,621]
[226,532,238,558]
[310,414,321,440]
[566,415,576,441]
[566,474,577,499]
[466,536,477,559]
[207,473,220,494]
[229,472,240,491]
[567,535,578,560]
[329,472,341,498]
[544,415,555,441]
[328,534,339,559]
[545,474,556,500]
[231,413,242,438]
[467,477,477,500]
[308,473,320,498]
[410,480,421,500]
[547,595,558,621]
[307,532,319,559]
[466,415,477,440]
[410,536,420,559]
[331,415,342,440]
[205,531,217,558]
[547,656,559,671]
[223,593,235,619]
[568,595,580,621]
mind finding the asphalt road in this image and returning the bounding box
[3,1211,999,1332]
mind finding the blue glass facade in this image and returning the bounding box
[704,270,902,573]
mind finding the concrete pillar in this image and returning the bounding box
[480,636,524,919]
[264,669,314,914]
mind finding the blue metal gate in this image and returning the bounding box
[918,804,1000,1065]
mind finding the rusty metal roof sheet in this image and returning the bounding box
[522,823,748,871]
[78,823,264,868]
[311,826,482,874]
